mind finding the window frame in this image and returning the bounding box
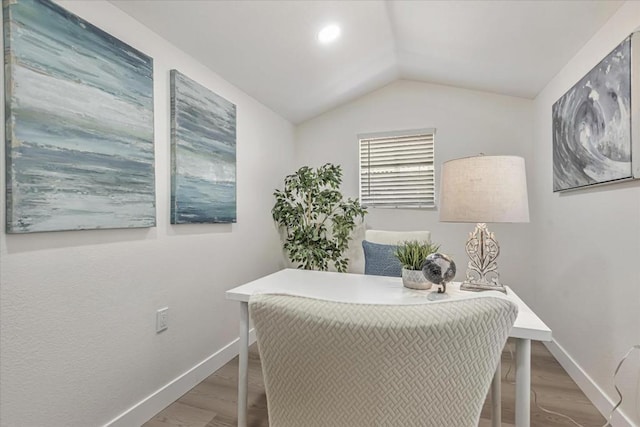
[358,128,436,209]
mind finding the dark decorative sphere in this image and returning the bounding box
[421,253,456,292]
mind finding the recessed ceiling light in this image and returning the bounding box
[318,24,341,45]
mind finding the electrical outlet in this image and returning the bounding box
[156,307,169,333]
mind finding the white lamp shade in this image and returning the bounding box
[439,155,530,223]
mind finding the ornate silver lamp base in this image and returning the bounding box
[460,223,507,293]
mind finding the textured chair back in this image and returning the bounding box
[250,294,518,427]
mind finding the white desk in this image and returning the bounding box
[226,269,552,427]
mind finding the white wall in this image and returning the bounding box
[295,80,535,293]
[0,1,294,426]
[531,2,640,425]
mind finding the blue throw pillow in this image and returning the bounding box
[362,240,402,277]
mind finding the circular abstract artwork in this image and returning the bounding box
[552,37,631,192]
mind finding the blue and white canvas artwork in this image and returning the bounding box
[170,70,237,224]
[552,37,632,192]
[4,0,155,233]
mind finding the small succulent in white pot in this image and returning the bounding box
[395,240,441,290]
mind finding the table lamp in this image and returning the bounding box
[439,155,529,293]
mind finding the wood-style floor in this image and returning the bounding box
[144,339,605,427]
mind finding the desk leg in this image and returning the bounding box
[491,360,501,427]
[515,338,531,427]
[238,301,249,427]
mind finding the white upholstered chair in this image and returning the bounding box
[250,294,518,427]
[362,229,431,276]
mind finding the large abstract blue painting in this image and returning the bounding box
[170,70,237,224]
[4,0,155,233]
[552,37,632,192]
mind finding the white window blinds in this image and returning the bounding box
[359,129,435,208]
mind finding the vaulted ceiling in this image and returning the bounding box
[112,0,623,124]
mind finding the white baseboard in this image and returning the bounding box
[544,340,637,427]
[103,333,635,427]
[104,329,257,427]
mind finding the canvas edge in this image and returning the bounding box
[169,69,178,225]
[631,31,640,179]
[231,101,237,223]
[3,0,16,233]
[149,56,157,228]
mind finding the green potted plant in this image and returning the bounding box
[395,240,440,289]
[272,163,367,272]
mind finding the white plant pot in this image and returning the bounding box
[401,268,432,290]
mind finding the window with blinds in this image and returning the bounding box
[359,129,435,208]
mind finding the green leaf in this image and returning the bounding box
[272,163,366,273]
[394,240,441,270]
